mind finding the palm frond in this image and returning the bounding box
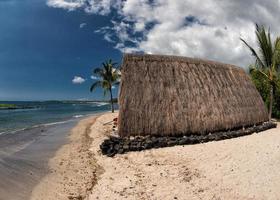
[255,24,273,68]
[93,68,105,77]
[90,81,102,92]
[273,37,280,71]
[90,59,121,97]
[112,70,121,81]
[250,67,269,80]
[102,80,110,89]
[240,38,266,68]
[103,88,108,96]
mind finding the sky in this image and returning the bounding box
[1,0,280,101]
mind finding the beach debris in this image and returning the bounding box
[68,194,84,200]
[103,120,114,125]
[113,117,118,123]
[100,122,277,157]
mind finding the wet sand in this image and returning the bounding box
[30,115,101,200]
[0,119,79,200]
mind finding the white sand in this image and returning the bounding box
[30,112,280,200]
[87,113,280,200]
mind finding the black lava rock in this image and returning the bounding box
[100,122,277,157]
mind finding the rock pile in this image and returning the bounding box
[100,122,277,157]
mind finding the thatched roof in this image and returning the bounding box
[118,54,269,137]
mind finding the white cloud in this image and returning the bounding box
[72,76,86,84]
[46,0,84,11]
[103,33,114,43]
[84,0,122,15]
[90,75,100,80]
[46,0,121,15]
[79,22,87,28]
[134,21,146,32]
[47,0,280,68]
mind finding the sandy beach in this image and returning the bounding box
[29,112,280,200]
[3,1,280,200]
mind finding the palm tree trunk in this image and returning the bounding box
[268,85,273,121]
[109,87,114,113]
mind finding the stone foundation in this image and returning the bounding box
[100,122,277,157]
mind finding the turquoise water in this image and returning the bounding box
[0,101,112,134]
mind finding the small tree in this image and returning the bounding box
[241,24,280,121]
[90,59,121,113]
[250,67,280,119]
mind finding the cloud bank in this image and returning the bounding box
[72,76,85,84]
[47,0,280,68]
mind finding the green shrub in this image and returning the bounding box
[0,104,17,108]
[250,70,280,119]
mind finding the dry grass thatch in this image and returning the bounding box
[118,54,269,137]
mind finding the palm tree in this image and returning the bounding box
[241,24,280,121]
[90,59,121,113]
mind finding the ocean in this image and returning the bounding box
[0,101,112,134]
[0,100,113,199]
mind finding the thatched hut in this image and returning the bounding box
[118,54,268,137]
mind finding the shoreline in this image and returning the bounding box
[30,115,104,200]
[0,111,105,136]
[0,119,79,200]
[0,112,107,200]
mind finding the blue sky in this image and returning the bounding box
[0,0,121,101]
[1,0,279,100]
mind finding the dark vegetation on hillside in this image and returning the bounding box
[0,104,36,110]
